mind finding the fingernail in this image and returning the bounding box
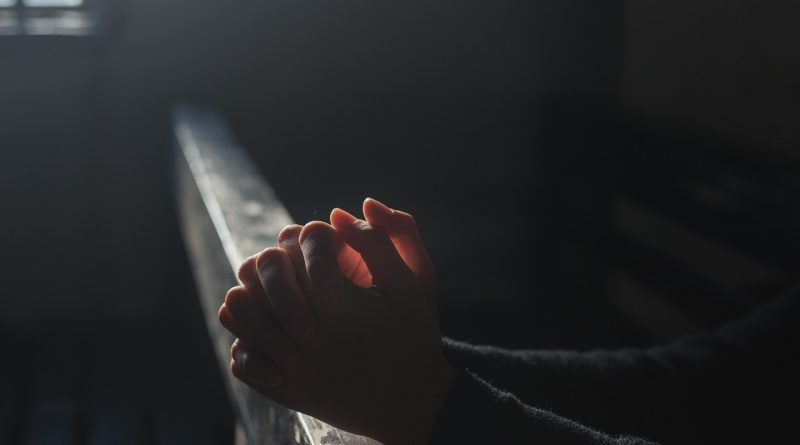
[365,197,392,214]
[331,208,357,225]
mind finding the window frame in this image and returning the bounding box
[0,0,108,37]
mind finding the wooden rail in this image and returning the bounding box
[173,105,379,445]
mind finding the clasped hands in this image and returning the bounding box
[218,198,455,444]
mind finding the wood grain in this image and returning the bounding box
[174,106,379,445]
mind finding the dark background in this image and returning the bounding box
[1,1,798,443]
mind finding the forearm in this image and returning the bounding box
[442,336,741,440]
[441,281,800,442]
[430,370,656,445]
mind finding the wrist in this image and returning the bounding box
[379,358,456,445]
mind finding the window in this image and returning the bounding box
[0,0,105,36]
[25,0,85,6]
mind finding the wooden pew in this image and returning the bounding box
[174,105,379,445]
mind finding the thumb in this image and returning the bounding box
[330,207,414,290]
[362,198,437,311]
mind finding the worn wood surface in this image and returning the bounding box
[174,105,379,445]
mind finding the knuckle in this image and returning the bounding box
[299,221,336,245]
[256,247,287,273]
[224,286,249,309]
[237,256,258,283]
[355,219,373,232]
[353,219,375,234]
[396,210,416,227]
[277,224,303,244]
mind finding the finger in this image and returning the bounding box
[256,247,317,346]
[362,198,436,301]
[298,222,344,306]
[330,208,413,289]
[231,342,284,388]
[277,225,312,296]
[218,303,248,339]
[237,254,272,313]
[223,285,299,368]
[362,198,435,281]
[336,240,374,288]
[230,343,296,410]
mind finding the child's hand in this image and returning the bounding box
[218,200,454,444]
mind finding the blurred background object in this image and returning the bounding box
[0,0,797,443]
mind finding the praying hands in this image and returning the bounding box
[218,198,455,444]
